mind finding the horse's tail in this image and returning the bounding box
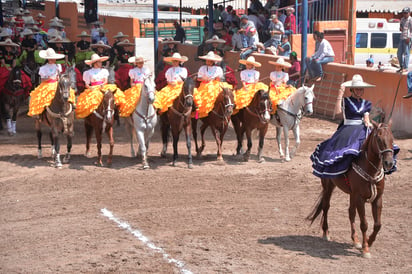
[306,191,324,225]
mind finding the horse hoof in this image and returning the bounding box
[63,156,70,164]
[217,156,224,162]
[37,152,43,159]
[143,165,150,170]
[258,157,265,163]
[55,162,63,169]
[85,151,92,158]
[188,163,193,169]
[322,235,330,241]
[285,157,291,162]
[243,156,249,162]
[362,252,371,259]
[94,161,104,167]
[354,242,362,249]
[160,151,167,158]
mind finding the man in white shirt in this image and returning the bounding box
[306,32,335,81]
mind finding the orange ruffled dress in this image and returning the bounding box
[153,82,184,114]
[75,84,125,119]
[194,80,233,119]
[233,82,268,114]
[118,84,142,117]
[269,84,296,114]
[28,81,76,116]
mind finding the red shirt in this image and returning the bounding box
[222,33,232,46]
[288,60,301,82]
[284,14,296,34]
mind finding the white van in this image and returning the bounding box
[355,18,411,68]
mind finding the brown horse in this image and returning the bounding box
[192,86,235,161]
[160,77,195,168]
[231,89,273,162]
[84,89,116,167]
[1,67,28,135]
[307,121,395,258]
[35,73,74,168]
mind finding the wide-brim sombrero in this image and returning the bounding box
[342,74,375,88]
[90,41,111,49]
[113,32,129,39]
[117,39,135,47]
[85,54,109,65]
[128,55,148,63]
[39,48,65,59]
[0,38,19,47]
[239,56,261,67]
[268,57,291,68]
[198,51,222,62]
[48,35,71,43]
[163,52,188,63]
[77,31,91,37]
[205,35,225,44]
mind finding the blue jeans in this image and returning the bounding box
[263,38,281,48]
[397,39,411,70]
[307,56,334,78]
[240,47,256,60]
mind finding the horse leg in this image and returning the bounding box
[231,115,243,155]
[283,126,291,162]
[95,127,103,167]
[199,122,208,156]
[349,195,362,249]
[291,125,301,158]
[11,107,17,135]
[368,194,383,249]
[53,132,62,168]
[320,178,336,240]
[356,198,371,258]
[85,122,93,157]
[160,114,169,158]
[243,127,252,162]
[192,118,201,156]
[171,128,180,167]
[35,120,42,159]
[107,127,114,167]
[257,125,268,163]
[49,131,56,158]
[276,126,284,159]
[136,129,149,169]
[6,118,12,135]
[63,134,72,164]
[125,117,136,157]
[184,122,193,169]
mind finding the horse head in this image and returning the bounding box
[57,72,72,102]
[256,89,272,122]
[220,86,235,117]
[300,84,315,115]
[369,120,395,172]
[64,64,78,92]
[143,75,156,104]
[101,89,115,122]
[7,67,23,92]
[181,76,194,108]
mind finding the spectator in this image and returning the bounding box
[224,6,234,25]
[264,14,284,49]
[221,28,232,51]
[219,5,229,24]
[284,6,296,35]
[265,0,280,11]
[95,28,109,45]
[397,7,411,73]
[213,4,221,23]
[239,14,256,49]
[278,10,286,24]
[205,35,225,57]
[173,21,186,43]
[287,51,301,87]
[231,27,243,51]
[277,35,291,57]
[249,0,264,14]
[306,32,335,81]
[247,9,263,33]
[231,10,240,26]
[240,27,259,62]
[90,21,103,43]
[366,56,374,68]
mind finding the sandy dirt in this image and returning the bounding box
[1,111,411,273]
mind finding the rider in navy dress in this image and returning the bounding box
[311,74,399,178]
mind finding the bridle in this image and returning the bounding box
[245,92,272,124]
[211,90,235,125]
[170,82,194,120]
[134,78,156,125]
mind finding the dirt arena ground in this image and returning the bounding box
[1,111,411,273]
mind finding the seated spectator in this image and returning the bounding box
[305,32,335,81]
[287,51,301,87]
[277,35,291,57]
[264,14,284,49]
[221,28,233,51]
[284,6,296,35]
[240,27,259,61]
[366,56,374,67]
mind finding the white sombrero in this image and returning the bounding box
[161,37,180,44]
[20,29,36,36]
[0,38,19,47]
[37,13,46,18]
[268,57,291,68]
[113,32,128,39]
[97,27,108,33]
[163,52,188,63]
[49,21,64,28]
[85,53,109,65]
[90,40,111,49]
[117,39,135,47]
[286,6,295,12]
[0,29,12,38]
[48,35,71,43]
[77,31,91,37]
[128,55,147,63]
[239,56,261,67]
[342,74,375,88]
[205,35,225,44]
[39,48,65,60]
[199,51,222,62]
[49,17,63,23]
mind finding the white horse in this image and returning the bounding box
[126,76,158,169]
[270,84,315,161]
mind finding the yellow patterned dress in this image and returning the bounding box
[269,83,296,114]
[194,80,233,119]
[75,84,125,119]
[28,63,76,117]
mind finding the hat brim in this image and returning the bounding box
[239,59,261,67]
[163,56,188,63]
[113,34,129,39]
[49,38,71,43]
[342,81,375,88]
[90,43,112,49]
[85,56,109,65]
[38,51,65,60]
[268,60,292,68]
[199,55,222,62]
[0,41,19,47]
[205,39,226,44]
[162,40,180,44]
[77,34,91,37]
[117,42,135,47]
[128,56,147,63]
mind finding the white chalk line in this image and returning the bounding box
[101,208,192,274]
